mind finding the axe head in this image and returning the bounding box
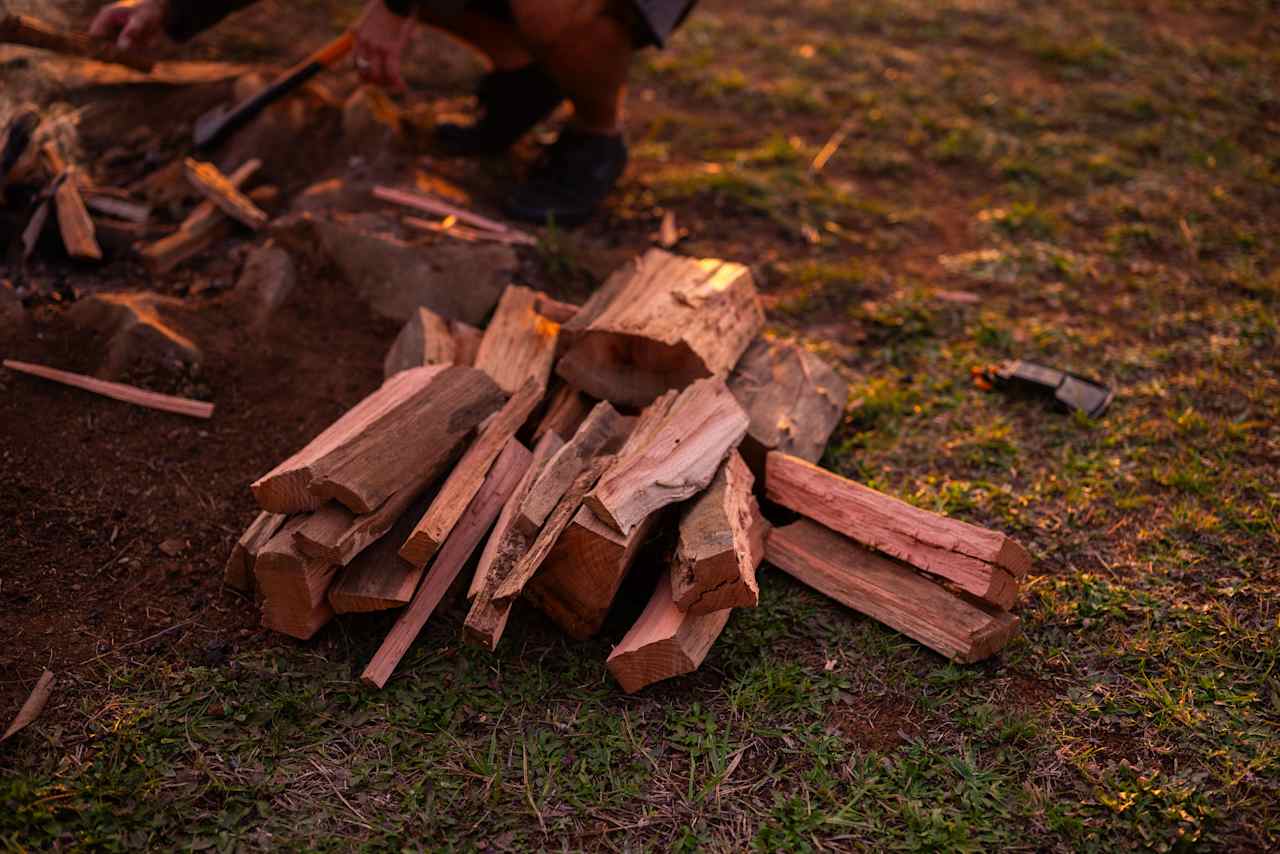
[192,103,231,150]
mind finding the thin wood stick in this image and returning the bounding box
[362,438,532,688]
[373,185,534,243]
[1,670,55,742]
[3,359,214,419]
[402,215,536,247]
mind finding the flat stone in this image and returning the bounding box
[273,212,513,325]
[67,291,201,378]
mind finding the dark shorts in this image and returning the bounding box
[464,0,697,47]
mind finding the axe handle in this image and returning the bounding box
[194,31,354,150]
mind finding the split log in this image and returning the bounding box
[491,455,613,603]
[3,359,213,419]
[184,158,268,230]
[452,323,483,367]
[327,494,432,613]
[382,307,480,378]
[473,285,560,395]
[766,520,1020,662]
[533,294,579,325]
[726,338,848,476]
[765,453,1029,608]
[515,401,627,538]
[255,518,338,639]
[400,378,544,567]
[251,365,503,514]
[523,505,661,640]
[556,249,763,407]
[224,511,288,592]
[462,432,565,649]
[585,378,749,536]
[53,168,101,260]
[606,572,730,693]
[138,159,262,273]
[671,451,768,614]
[361,438,532,688]
[532,382,593,443]
[0,13,155,72]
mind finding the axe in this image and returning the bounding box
[193,31,354,150]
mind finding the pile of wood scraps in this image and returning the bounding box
[227,248,1033,692]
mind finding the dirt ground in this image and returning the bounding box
[2,0,1278,849]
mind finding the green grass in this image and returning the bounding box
[4,0,1280,849]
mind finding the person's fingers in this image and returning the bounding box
[89,6,128,40]
[118,13,152,50]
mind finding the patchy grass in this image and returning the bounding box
[4,0,1280,849]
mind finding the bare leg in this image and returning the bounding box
[509,0,633,134]
[416,8,533,71]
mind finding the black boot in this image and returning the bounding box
[435,64,564,156]
[504,128,627,226]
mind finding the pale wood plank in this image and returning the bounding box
[765,452,1028,607]
[766,520,1020,663]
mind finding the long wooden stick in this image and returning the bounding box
[373,186,535,243]
[3,359,214,419]
[1,670,55,742]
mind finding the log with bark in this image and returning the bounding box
[473,285,560,396]
[726,337,848,476]
[252,365,503,514]
[463,431,565,649]
[671,451,768,614]
[514,401,628,538]
[585,378,749,536]
[556,249,763,407]
[765,453,1030,608]
[0,13,155,71]
[766,520,1020,662]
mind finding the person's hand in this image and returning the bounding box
[354,0,415,91]
[89,0,168,50]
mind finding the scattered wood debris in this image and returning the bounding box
[374,185,537,246]
[228,249,1031,691]
[3,358,213,419]
[1,670,55,743]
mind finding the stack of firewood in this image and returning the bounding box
[226,249,1029,692]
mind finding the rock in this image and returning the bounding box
[272,212,513,325]
[158,538,187,557]
[67,291,201,379]
[216,73,336,182]
[234,242,296,330]
[341,86,402,150]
